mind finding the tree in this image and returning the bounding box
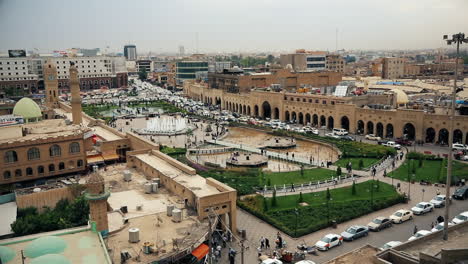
[267,178,271,186]
[358,159,364,170]
[351,181,357,195]
[336,166,342,177]
[263,196,268,212]
[326,187,331,201]
[272,189,277,207]
[267,54,275,63]
[138,67,148,80]
[298,192,304,203]
[418,157,423,168]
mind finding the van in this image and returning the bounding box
[332,128,348,136]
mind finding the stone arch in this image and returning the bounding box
[320,115,326,127]
[291,112,297,122]
[285,111,290,122]
[274,108,280,120]
[243,105,246,115]
[357,120,365,134]
[254,105,259,117]
[298,112,304,124]
[341,116,350,130]
[312,114,318,126]
[305,113,311,125]
[425,127,436,143]
[216,97,221,105]
[453,129,463,144]
[247,106,251,115]
[262,101,271,119]
[438,128,449,145]
[367,121,374,135]
[327,116,334,130]
[386,123,394,138]
[403,123,415,141]
[376,122,384,138]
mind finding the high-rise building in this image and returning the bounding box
[280,50,329,72]
[175,61,208,85]
[178,45,185,56]
[124,44,137,61]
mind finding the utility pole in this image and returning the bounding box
[240,240,245,264]
[442,32,467,241]
[208,216,213,264]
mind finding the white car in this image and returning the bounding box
[311,128,319,135]
[315,233,343,251]
[390,209,413,224]
[451,211,468,225]
[431,222,454,233]
[452,143,468,151]
[365,134,381,141]
[411,202,434,215]
[408,230,431,241]
[380,241,402,250]
[261,259,283,264]
[429,195,446,208]
[295,261,316,264]
[384,141,402,150]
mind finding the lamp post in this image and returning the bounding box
[442,32,467,241]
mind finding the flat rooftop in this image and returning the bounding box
[135,153,220,197]
[0,202,17,236]
[324,245,379,264]
[92,126,123,141]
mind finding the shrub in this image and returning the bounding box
[298,192,304,203]
[351,181,357,195]
[272,189,277,207]
[358,159,364,170]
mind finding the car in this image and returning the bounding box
[295,261,316,264]
[383,141,402,150]
[261,258,283,264]
[411,202,434,215]
[367,217,393,231]
[314,234,343,251]
[332,128,348,135]
[325,133,340,139]
[451,211,468,225]
[395,138,413,146]
[452,143,468,151]
[390,209,413,224]
[429,195,446,208]
[340,135,355,141]
[365,134,381,141]
[340,225,369,241]
[380,241,402,250]
[377,139,388,145]
[452,186,468,200]
[431,222,454,232]
[408,230,431,241]
[310,128,319,135]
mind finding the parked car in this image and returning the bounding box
[452,186,468,200]
[390,209,413,223]
[383,141,402,150]
[380,241,402,250]
[452,143,468,151]
[325,133,340,139]
[429,195,446,208]
[340,135,355,141]
[365,134,381,141]
[395,138,413,146]
[411,202,434,215]
[431,222,454,232]
[310,128,319,135]
[451,211,468,225]
[367,217,393,231]
[340,225,369,241]
[377,139,388,145]
[332,128,348,135]
[295,261,316,264]
[261,258,283,264]
[408,230,431,241]
[314,234,343,251]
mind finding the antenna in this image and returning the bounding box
[196,32,199,53]
[336,28,338,52]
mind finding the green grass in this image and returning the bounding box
[238,180,403,237]
[160,146,187,156]
[263,168,336,186]
[388,159,468,184]
[334,157,380,170]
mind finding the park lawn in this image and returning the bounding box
[267,180,397,210]
[160,146,186,155]
[263,168,335,186]
[388,159,468,184]
[334,157,380,170]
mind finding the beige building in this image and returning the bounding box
[382,57,407,79]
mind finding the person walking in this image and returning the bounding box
[413,225,418,235]
[260,236,265,249]
[265,237,270,249]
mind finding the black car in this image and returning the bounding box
[453,187,468,200]
[340,135,355,141]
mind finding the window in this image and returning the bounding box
[69,142,80,153]
[77,159,84,167]
[27,147,40,160]
[3,171,11,179]
[59,162,65,170]
[15,169,22,177]
[315,99,319,103]
[38,166,44,174]
[49,145,61,157]
[4,150,18,163]
[26,167,33,176]
[48,164,55,172]
[322,100,327,104]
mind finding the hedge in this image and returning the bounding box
[406,152,442,161]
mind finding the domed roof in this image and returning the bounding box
[30,254,71,264]
[390,89,409,104]
[13,98,42,119]
[0,246,16,263]
[24,236,67,258]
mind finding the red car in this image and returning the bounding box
[395,138,413,146]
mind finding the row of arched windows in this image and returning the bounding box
[3,142,81,163]
[3,159,84,179]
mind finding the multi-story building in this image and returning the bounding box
[280,50,343,72]
[208,61,232,73]
[0,57,40,95]
[123,44,137,61]
[382,57,406,79]
[326,54,345,73]
[136,60,152,73]
[175,61,208,85]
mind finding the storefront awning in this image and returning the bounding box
[87,155,104,164]
[191,243,209,260]
[102,152,119,161]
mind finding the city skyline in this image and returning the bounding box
[1,0,468,54]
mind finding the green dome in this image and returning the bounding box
[30,254,71,264]
[24,236,67,258]
[0,246,16,263]
[12,98,42,120]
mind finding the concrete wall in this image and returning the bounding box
[127,131,160,151]
[15,187,74,212]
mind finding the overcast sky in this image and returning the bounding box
[1,0,467,54]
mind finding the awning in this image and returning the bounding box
[87,155,104,164]
[191,243,209,260]
[102,152,119,161]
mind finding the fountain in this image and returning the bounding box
[135,116,193,135]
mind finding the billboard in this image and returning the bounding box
[8,49,26,58]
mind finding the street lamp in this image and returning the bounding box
[443,32,467,241]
